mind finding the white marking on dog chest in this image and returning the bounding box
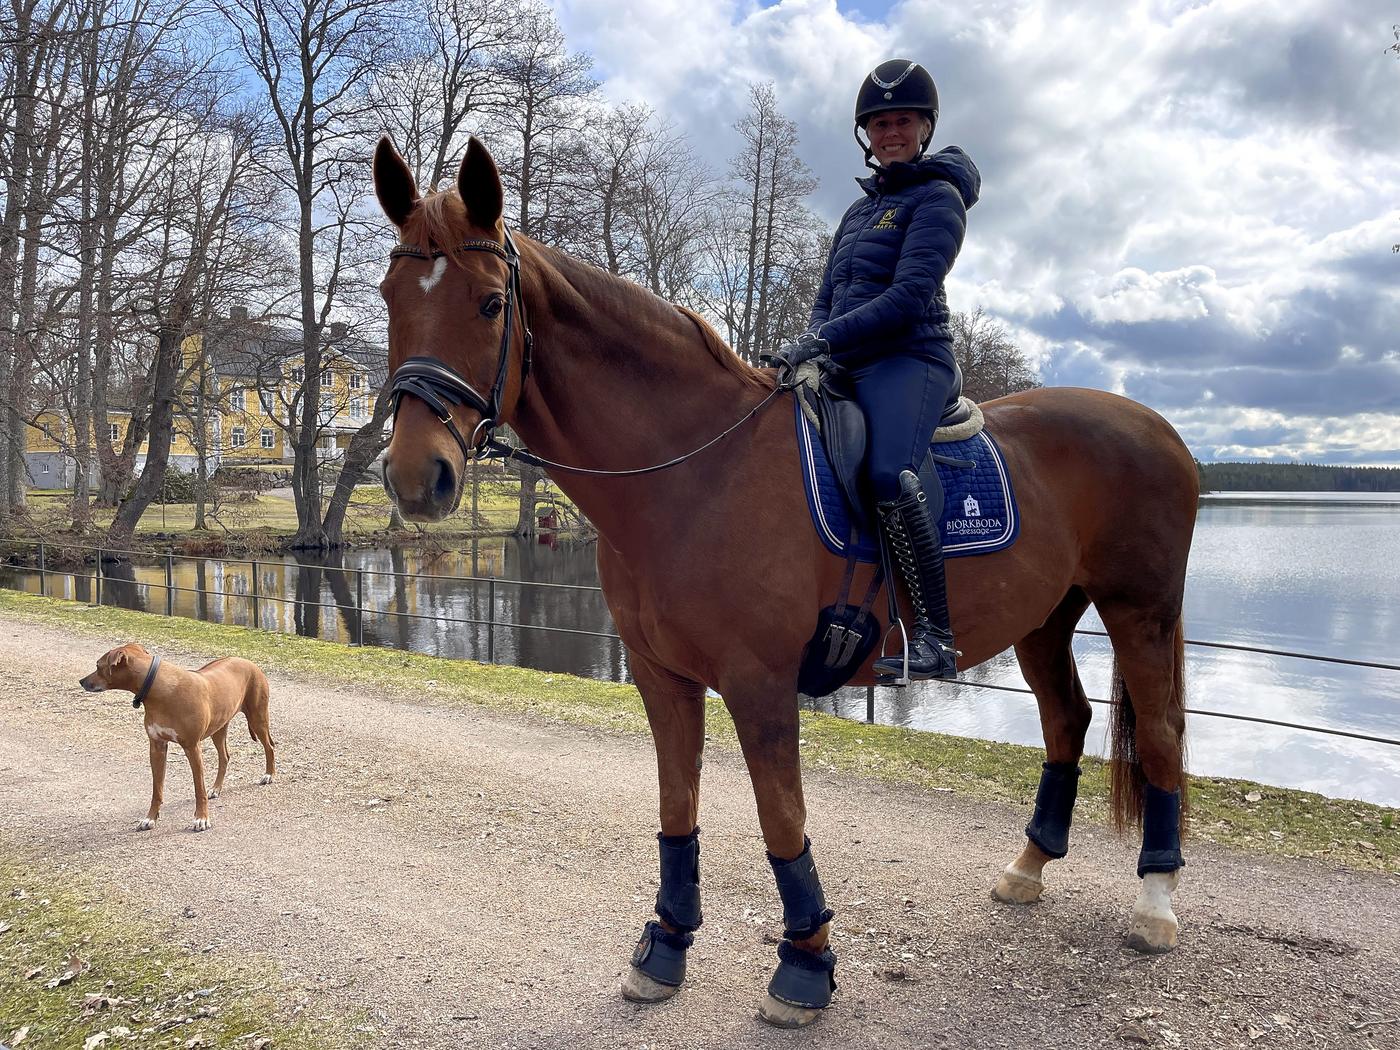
[146,724,180,743]
[419,256,448,294]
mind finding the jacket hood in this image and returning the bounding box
[858,146,980,207]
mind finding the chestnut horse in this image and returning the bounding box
[373,137,1197,1028]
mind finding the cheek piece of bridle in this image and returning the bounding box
[386,227,785,478]
[387,228,534,468]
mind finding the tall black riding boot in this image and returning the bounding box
[872,469,959,683]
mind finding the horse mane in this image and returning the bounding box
[401,187,773,392]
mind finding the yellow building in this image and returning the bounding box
[24,314,386,490]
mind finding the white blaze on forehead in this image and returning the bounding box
[419,256,448,295]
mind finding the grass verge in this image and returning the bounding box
[0,846,366,1050]
[1,589,1396,876]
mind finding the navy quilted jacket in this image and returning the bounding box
[809,146,980,366]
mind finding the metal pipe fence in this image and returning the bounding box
[1,536,1397,748]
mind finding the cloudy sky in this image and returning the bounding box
[552,0,1400,465]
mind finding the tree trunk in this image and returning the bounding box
[107,320,185,545]
[320,390,392,546]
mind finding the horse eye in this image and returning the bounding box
[481,295,504,319]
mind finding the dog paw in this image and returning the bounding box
[136,818,157,831]
[192,818,212,832]
[258,774,274,785]
[206,789,220,800]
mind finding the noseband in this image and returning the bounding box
[387,228,533,464]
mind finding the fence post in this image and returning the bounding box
[94,546,103,607]
[866,685,875,725]
[165,554,174,616]
[37,542,45,598]
[250,559,260,630]
[486,577,496,663]
[355,568,365,647]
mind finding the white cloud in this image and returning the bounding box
[551,0,1400,462]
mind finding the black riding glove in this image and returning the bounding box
[767,332,830,371]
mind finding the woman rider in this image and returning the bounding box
[776,59,980,682]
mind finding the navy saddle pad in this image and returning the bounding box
[796,397,1020,562]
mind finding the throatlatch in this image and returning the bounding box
[766,839,837,1010]
[630,828,702,988]
[1138,783,1186,878]
[1025,762,1081,859]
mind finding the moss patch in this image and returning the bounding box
[1,590,1396,876]
[0,846,366,1049]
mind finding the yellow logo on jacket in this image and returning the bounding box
[872,208,899,230]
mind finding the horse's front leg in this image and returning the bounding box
[722,676,837,1029]
[621,652,707,1004]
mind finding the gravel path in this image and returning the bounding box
[3,616,1398,1049]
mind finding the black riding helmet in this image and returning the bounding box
[854,59,939,167]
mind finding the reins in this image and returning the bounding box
[387,228,785,478]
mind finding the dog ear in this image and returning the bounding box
[112,650,129,667]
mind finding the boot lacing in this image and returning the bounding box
[881,507,929,624]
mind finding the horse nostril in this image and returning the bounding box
[432,458,456,502]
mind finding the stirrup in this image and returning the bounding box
[874,619,911,687]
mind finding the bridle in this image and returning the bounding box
[387,227,533,466]
[385,227,785,478]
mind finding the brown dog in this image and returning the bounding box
[79,643,276,832]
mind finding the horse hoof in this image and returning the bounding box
[259,774,274,785]
[621,967,680,1003]
[1126,916,1178,954]
[1127,871,1180,953]
[992,868,1044,904]
[758,995,823,1029]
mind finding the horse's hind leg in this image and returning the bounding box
[721,675,836,1029]
[1096,599,1189,954]
[621,653,707,1004]
[994,586,1093,905]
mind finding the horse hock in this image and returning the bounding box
[757,838,837,1028]
[622,829,702,1003]
[1128,783,1185,953]
[994,761,1080,904]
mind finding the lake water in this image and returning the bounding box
[4,492,1398,806]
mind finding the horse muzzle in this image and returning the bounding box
[383,453,462,522]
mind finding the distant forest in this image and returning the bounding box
[1196,461,1400,492]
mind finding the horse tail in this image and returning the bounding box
[1108,615,1188,833]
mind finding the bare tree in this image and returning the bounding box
[951,308,1042,402]
[488,0,594,536]
[108,119,265,545]
[727,83,818,363]
[0,0,81,518]
[216,0,390,549]
[370,0,513,191]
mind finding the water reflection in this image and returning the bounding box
[2,495,1398,804]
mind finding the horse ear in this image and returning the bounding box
[373,136,419,228]
[457,137,503,231]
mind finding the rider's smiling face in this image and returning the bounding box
[867,110,929,166]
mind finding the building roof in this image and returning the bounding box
[205,311,387,386]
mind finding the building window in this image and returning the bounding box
[231,426,246,449]
[260,428,274,449]
[108,423,119,443]
[290,367,304,384]
[260,389,276,415]
[41,462,50,474]
[349,372,363,390]
[351,397,366,419]
[321,395,336,417]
